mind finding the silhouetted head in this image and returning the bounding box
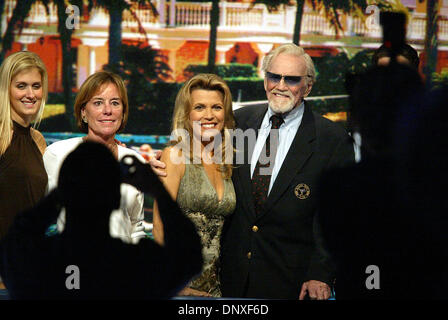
[58,142,121,221]
[347,63,424,158]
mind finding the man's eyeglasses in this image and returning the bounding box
[265,71,309,87]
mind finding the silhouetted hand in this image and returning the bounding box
[43,188,63,213]
[120,155,164,196]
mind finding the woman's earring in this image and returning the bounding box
[82,116,88,124]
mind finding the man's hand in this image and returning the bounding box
[149,150,167,177]
[178,287,212,297]
[299,280,331,300]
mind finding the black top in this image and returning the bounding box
[0,121,47,239]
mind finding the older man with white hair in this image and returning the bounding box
[220,43,354,300]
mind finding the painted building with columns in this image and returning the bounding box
[2,0,448,93]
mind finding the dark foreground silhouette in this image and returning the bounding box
[0,142,203,299]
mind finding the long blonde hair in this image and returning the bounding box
[171,73,235,178]
[0,51,48,155]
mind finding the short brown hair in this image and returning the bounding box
[74,71,129,133]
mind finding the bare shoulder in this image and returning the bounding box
[158,146,185,200]
[30,128,47,155]
[161,146,185,178]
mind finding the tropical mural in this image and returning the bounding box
[1,0,447,141]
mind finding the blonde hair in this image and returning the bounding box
[171,73,235,178]
[0,51,48,155]
[74,71,129,133]
[262,43,316,85]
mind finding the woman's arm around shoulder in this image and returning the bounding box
[159,146,185,199]
[152,146,185,245]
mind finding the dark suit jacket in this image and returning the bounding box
[220,103,354,299]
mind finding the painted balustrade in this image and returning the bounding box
[409,13,427,40]
[3,0,448,41]
[440,17,448,41]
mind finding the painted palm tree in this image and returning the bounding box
[174,0,220,73]
[1,0,155,129]
[0,0,6,53]
[1,0,83,129]
[55,0,84,129]
[424,0,439,88]
[251,0,394,45]
[90,0,157,66]
[1,0,42,59]
[102,43,172,134]
[207,0,220,73]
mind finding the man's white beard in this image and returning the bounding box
[269,96,295,114]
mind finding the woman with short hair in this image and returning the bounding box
[43,71,146,244]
